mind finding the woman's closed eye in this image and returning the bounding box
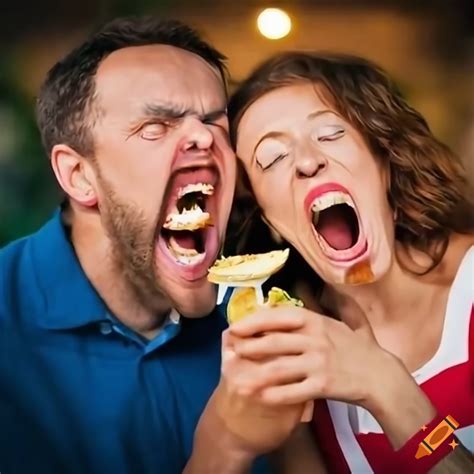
[257,152,289,171]
[314,125,345,142]
[255,139,289,171]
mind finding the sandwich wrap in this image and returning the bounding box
[207,249,313,421]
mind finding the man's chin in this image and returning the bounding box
[174,298,217,319]
[168,282,218,319]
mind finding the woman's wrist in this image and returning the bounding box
[363,351,436,449]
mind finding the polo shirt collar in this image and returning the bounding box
[31,209,108,329]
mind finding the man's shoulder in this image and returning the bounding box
[0,224,52,326]
[1,233,31,267]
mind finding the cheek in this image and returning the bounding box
[99,142,173,205]
[249,172,297,230]
[215,131,237,177]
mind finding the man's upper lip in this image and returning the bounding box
[304,182,351,214]
[169,164,219,189]
[171,150,216,172]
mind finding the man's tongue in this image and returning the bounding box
[317,206,354,250]
[171,231,197,249]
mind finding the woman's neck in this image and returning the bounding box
[324,258,426,326]
[322,235,472,327]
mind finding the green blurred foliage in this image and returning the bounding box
[0,58,60,246]
[0,0,175,246]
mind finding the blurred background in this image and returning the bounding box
[0,0,472,245]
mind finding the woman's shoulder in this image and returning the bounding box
[443,234,473,287]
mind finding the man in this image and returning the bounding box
[0,16,264,473]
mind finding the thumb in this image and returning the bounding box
[221,329,237,361]
[337,295,375,339]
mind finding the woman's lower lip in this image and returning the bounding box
[326,240,368,262]
[312,227,368,263]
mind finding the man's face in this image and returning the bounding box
[236,82,395,286]
[89,45,235,317]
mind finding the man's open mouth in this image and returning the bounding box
[157,168,220,273]
[306,185,367,262]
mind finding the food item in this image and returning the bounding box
[227,287,258,324]
[208,249,289,283]
[227,286,303,325]
[163,206,212,231]
[267,287,304,308]
[208,249,294,322]
[209,249,313,422]
[344,259,374,285]
[163,183,214,231]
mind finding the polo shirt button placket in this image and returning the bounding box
[99,321,113,336]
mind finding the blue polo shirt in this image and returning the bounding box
[0,212,270,474]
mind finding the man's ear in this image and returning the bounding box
[50,144,98,207]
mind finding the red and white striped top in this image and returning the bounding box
[312,247,474,473]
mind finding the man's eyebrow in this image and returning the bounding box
[142,103,189,120]
[141,104,227,122]
[202,108,227,122]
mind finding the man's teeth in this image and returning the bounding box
[175,253,206,265]
[311,191,354,226]
[163,206,211,231]
[167,235,206,265]
[178,183,214,198]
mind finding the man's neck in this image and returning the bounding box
[68,211,171,339]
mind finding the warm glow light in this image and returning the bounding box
[257,8,292,40]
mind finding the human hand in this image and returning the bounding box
[211,327,308,457]
[228,299,436,448]
[227,300,387,407]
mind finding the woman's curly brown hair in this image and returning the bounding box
[227,52,473,273]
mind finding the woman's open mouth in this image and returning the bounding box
[305,184,367,263]
[156,167,221,280]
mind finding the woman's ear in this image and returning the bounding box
[50,144,98,207]
[261,214,284,244]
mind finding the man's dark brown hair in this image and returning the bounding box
[36,16,227,158]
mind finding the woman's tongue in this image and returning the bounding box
[316,207,354,250]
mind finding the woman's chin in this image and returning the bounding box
[305,239,393,287]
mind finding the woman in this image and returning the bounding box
[223,52,473,473]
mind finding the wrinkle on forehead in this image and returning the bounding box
[94,44,225,118]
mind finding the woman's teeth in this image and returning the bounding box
[311,191,354,223]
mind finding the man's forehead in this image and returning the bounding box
[95,44,225,112]
[99,44,219,75]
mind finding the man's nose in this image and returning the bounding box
[180,117,214,152]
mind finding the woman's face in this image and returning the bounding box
[236,82,395,286]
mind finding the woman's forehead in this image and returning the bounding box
[236,83,337,154]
